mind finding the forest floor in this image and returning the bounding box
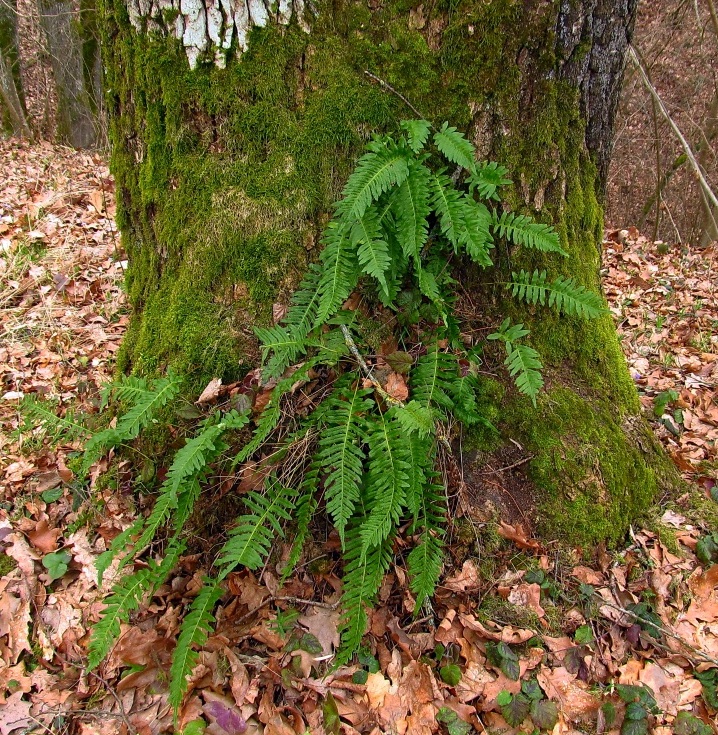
[1,141,717,735]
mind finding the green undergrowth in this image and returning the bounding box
[27,122,612,713]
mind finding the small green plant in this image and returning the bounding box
[496,680,558,730]
[26,120,606,713]
[614,684,659,735]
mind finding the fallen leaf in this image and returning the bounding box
[385,371,409,401]
[197,377,222,404]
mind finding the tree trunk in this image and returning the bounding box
[0,0,30,137]
[39,0,98,147]
[101,0,681,547]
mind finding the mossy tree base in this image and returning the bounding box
[103,0,682,546]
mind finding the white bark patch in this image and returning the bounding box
[122,0,310,69]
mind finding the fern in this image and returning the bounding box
[335,141,410,222]
[505,343,544,407]
[280,465,320,582]
[507,269,607,318]
[400,118,431,153]
[391,160,431,262]
[255,265,322,379]
[359,408,410,552]
[169,579,223,711]
[492,211,567,256]
[217,480,297,575]
[318,378,374,547]
[407,477,446,608]
[87,568,154,669]
[351,210,392,298]
[336,528,394,666]
[431,172,466,249]
[83,120,610,680]
[20,396,90,444]
[433,122,475,170]
[410,344,459,418]
[314,222,361,325]
[468,161,512,201]
[95,519,143,585]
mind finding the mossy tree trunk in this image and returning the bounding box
[102,0,681,547]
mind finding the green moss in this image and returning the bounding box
[0,552,16,577]
[502,386,680,547]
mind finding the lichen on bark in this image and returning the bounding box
[103,0,682,545]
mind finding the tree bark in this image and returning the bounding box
[101,0,681,546]
[0,0,30,137]
[38,0,98,147]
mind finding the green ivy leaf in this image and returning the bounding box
[440,664,462,686]
[42,550,71,581]
[521,679,544,701]
[436,707,471,735]
[41,487,63,503]
[352,670,369,685]
[385,351,414,374]
[323,692,341,735]
[574,624,594,645]
[500,693,531,727]
[696,534,718,565]
[530,699,558,730]
[496,690,513,707]
[621,718,648,735]
[674,711,713,735]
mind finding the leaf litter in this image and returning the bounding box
[0,143,717,734]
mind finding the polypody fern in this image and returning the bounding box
[27,119,607,712]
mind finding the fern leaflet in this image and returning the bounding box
[318,378,374,547]
[217,480,297,575]
[507,269,607,318]
[169,579,223,710]
[468,161,512,201]
[400,119,431,153]
[87,568,153,669]
[360,408,410,552]
[391,160,431,262]
[492,211,567,256]
[431,172,465,249]
[336,528,394,665]
[433,123,475,170]
[314,222,361,325]
[351,210,392,297]
[505,343,544,407]
[335,142,410,222]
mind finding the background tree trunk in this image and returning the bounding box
[102,0,681,547]
[0,0,30,136]
[39,0,98,147]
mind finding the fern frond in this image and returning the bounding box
[407,475,445,607]
[433,123,475,170]
[255,265,322,379]
[335,143,410,223]
[169,579,223,711]
[400,119,431,153]
[217,480,298,575]
[391,160,431,262]
[280,465,320,582]
[95,518,143,585]
[507,269,607,318]
[314,222,361,326]
[20,396,90,443]
[505,342,544,407]
[148,537,187,589]
[458,196,494,266]
[468,161,512,201]
[404,434,433,522]
[317,378,374,547]
[408,530,444,609]
[492,211,567,256]
[110,372,182,442]
[336,528,394,666]
[449,374,483,426]
[232,364,314,469]
[351,210,392,297]
[87,568,154,669]
[410,344,458,418]
[431,173,465,249]
[360,409,410,552]
[393,400,434,438]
